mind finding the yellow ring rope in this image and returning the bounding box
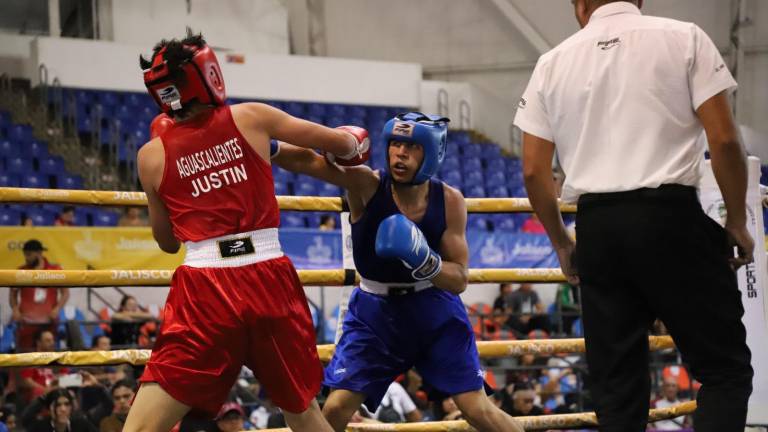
[0,187,577,213]
[0,336,673,367]
[0,268,566,286]
[261,401,696,431]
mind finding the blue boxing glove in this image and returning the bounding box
[375,214,442,281]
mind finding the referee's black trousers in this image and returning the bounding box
[576,185,753,432]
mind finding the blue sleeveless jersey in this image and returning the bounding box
[351,171,446,282]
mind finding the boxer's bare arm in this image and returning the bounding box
[137,138,180,253]
[231,103,355,162]
[432,185,469,294]
[272,143,379,218]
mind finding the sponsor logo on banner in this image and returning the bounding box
[15,270,66,283]
[480,238,504,265]
[116,238,159,251]
[746,262,758,299]
[74,232,102,262]
[112,191,146,202]
[110,270,173,280]
[19,189,70,198]
[308,236,332,264]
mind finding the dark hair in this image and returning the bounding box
[62,206,75,213]
[111,379,136,395]
[119,295,136,311]
[320,215,334,225]
[34,328,54,343]
[91,334,109,347]
[45,389,74,406]
[139,28,206,84]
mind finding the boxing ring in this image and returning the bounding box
[0,186,698,430]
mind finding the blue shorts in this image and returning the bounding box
[324,287,484,411]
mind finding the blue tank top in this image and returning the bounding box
[352,171,446,283]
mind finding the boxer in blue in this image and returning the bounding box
[273,112,523,432]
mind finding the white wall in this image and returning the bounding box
[0,34,35,79]
[26,36,422,107]
[105,0,290,55]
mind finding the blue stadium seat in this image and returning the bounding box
[0,173,20,187]
[21,140,49,159]
[0,208,20,226]
[465,185,486,198]
[125,93,148,108]
[273,182,289,196]
[20,173,49,188]
[326,117,346,128]
[462,158,482,173]
[453,131,471,145]
[510,186,527,198]
[481,144,501,159]
[93,210,119,226]
[318,182,341,197]
[26,208,55,226]
[462,143,482,158]
[9,125,34,143]
[0,139,19,158]
[57,174,84,189]
[139,106,158,123]
[485,158,506,172]
[440,170,463,189]
[272,166,295,184]
[294,181,318,196]
[114,105,135,123]
[38,156,65,176]
[74,207,93,226]
[40,204,62,214]
[328,104,347,118]
[463,171,484,188]
[284,102,306,117]
[0,110,11,128]
[76,116,94,133]
[491,215,517,232]
[505,157,522,170]
[307,103,326,117]
[96,91,120,109]
[5,157,33,174]
[446,142,460,156]
[485,170,506,188]
[488,186,509,198]
[442,156,460,172]
[280,212,306,228]
[349,106,367,118]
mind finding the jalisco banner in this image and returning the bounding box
[700,156,768,425]
[0,227,561,271]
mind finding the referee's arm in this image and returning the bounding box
[522,133,579,285]
[697,91,754,268]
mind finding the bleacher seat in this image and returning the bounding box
[21,140,49,159]
[93,210,119,226]
[280,212,306,228]
[326,117,346,128]
[318,183,341,197]
[6,157,33,175]
[440,170,463,189]
[0,208,20,226]
[465,185,486,198]
[0,173,20,187]
[485,158,506,172]
[328,104,347,118]
[96,91,120,109]
[26,208,55,225]
[273,182,289,195]
[8,125,34,143]
[74,207,93,226]
[488,186,509,198]
[307,103,326,117]
[0,139,19,158]
[38,156,66,176]
[294,181,318,196]
[481,144,501,159]
[21,173,49,189]
[463,171,484,189]
[284,102,306,117]
[510,186,527,198]
[442,156,460,172]
[485,170,506,188]
[462,158,482,173]
[57,174,84,189]
[76,116,94,133]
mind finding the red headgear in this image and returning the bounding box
[142,43,226,113]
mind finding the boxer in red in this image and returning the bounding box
[123,30,369,432]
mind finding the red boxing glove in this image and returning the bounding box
[150,113,175,139]
[326,125,370,166]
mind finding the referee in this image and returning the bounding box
[514,1,754,431]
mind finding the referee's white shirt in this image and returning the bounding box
[513,2,736,203]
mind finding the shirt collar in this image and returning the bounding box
[588,1,641,24]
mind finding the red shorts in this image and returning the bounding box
[140,256,322,417]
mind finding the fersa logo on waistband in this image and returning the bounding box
[217,237,255,259]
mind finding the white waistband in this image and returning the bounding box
[359,277,434,296]
[183,228,283,268]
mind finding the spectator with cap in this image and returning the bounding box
[213,402,245,432]
[53,206,76,227]
[99,380,136,432]
[10,239,69,351]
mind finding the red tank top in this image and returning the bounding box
[158,106,279,242]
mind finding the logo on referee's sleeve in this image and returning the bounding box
[218,237,255,258]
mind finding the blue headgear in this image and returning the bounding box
[382,112,450,185]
